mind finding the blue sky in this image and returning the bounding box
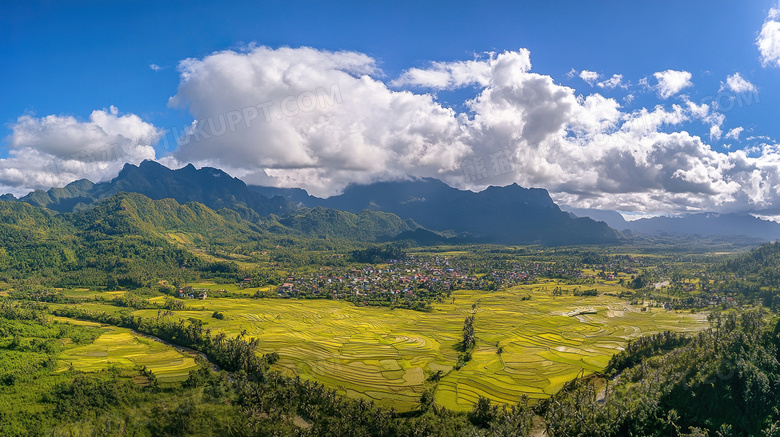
[2,1,780,215]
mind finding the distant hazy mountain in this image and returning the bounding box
[625,213,780,241]
[561,206,629,230]
[564,206,780,241]
[250,186,318,206]
[252,179,621,245]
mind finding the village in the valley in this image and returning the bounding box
[178,255,741,312]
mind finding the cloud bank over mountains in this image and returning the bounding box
[0,37,775,214]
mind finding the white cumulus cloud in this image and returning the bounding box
[597,74,625,89]
[1,107,159,195]
[167,46,470,195]
[389,56,494,89]
[7,46,780,216]
[579,70,599,86]
[162,46,780,214]
[654,70,693,99]
[710,125,722,141]
[758,4,780,67]
[720,73,757,93]
[725,127,744,141]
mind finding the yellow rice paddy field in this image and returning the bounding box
[54,319,199,383]
[123,280,708,411]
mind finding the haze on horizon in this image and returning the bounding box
[2,1,780,218]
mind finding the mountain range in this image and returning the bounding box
[6,160,777,244]
[251,178,620,245]
[1,161,620,245]
[564,206,780,242]
[12,161,291,217]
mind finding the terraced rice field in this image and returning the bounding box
[131,280,707,411]
[189,281,273,296]
[55,319,199,382]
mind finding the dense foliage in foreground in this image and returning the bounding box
[544,310,780,436]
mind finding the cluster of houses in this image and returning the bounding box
[269,256,584,300]
[273,262,474,300]
[178,287,209,300]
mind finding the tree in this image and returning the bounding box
[462,315,475,350]
[470,396,497,428]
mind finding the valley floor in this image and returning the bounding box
[52,281,707,412]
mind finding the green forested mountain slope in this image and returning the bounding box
[0,201,79,278]
[277,207,417,241]
[0,191,415,287]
